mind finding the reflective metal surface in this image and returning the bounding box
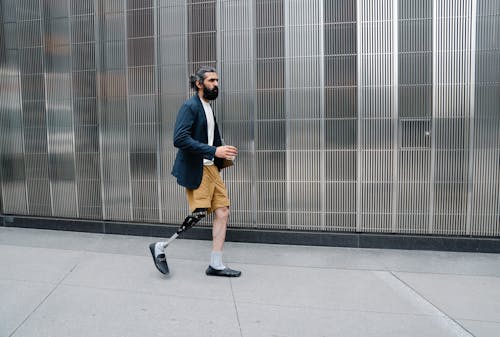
[0,0,498,236]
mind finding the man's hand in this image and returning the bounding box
[215,145,238,160]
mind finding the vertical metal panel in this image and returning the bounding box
[100,4,132,221]
[43,2,79,218]
[255,0,287,228]
[218,0,256,227]
[153,0,163,223]
[0,0,498,238]
[465,0,478,236]
[398,0,433,234]
[356,0,362,232]
[469,0,500,236]
[0,3,28,214]
[358,0,395,232]
[432,0,474,235]
[158,1,187,224]
[392,0,399,233]
[20,1,52,217]
[127,2,159,222]
[286,0,323,230]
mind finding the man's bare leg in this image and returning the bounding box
[212,206,229,252]
[206,206,241,277]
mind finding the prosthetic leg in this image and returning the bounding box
[150,208,206,275]
[162,208,206,249]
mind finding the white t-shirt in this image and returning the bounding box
[201,99,215,166]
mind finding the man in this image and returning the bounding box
[150,66,241,277]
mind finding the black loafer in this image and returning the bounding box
[149,243,169,275]
[205,266,241,277]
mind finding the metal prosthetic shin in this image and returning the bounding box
[161,208,207,250]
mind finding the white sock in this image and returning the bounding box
[155,242,166,256]
[210,251,226,270]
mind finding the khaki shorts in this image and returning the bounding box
[186,165,230,213]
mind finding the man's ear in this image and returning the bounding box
[195,80,204,90]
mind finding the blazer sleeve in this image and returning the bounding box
[173,102,217,159]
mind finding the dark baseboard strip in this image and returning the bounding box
[2,215,499,253]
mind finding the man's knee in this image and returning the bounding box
[215,206,230,221]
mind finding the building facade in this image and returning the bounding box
[0,0,499,240]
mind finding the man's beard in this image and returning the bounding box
[203,86,218,100]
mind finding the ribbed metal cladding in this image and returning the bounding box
[158,0,188,224]
[358,0,395,232]
[470,0,500,236]
[398,0,433,234]
[0,0,498,237]
[218,0,256,227]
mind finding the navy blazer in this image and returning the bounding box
[171,94,224,189]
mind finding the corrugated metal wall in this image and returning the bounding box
[0,0,498,236]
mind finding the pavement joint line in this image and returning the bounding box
[456,318,500,324]
[377,271,476,337]
[218,261,500,279]
[8,260,82,337]
[230,279,244,337]
[380,269,500,278]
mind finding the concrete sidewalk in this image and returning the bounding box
[1,227,499,337]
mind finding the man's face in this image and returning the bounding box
[198,72,219,100]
